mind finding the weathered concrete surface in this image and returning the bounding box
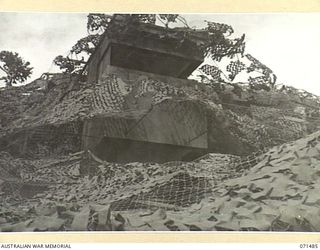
[82,66,210,161]
[82,100,207,148]
[85,22,205,82]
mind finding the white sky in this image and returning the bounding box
[0,13,319,95]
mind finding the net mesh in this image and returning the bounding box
[111,172,211,211]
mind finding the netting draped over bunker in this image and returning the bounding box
[1,62,319,162]
[111,172,211,211]
[1,130,320,231]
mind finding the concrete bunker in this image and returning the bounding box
[82,99,209,163]
[82,20,209,162]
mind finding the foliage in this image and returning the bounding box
[202,21,245,61]
[158,14,179,27]
[54,14,178,73]
[87,14,113,33]
[0,51,33,87]
[71,34,101,55]
[53,13,276,91]
[53,56,85,74]
[54,14,244,74]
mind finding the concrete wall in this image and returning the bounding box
[82,99,208,151]
[86,26,204,83]
[82,26,210,162]
[87,37,112,83]
[82,64,214,157]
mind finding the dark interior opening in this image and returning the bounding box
[110,43,202,79]
[93,136,207,163]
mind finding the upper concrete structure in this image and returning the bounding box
[85,20,206,82]
[83,21,209,162]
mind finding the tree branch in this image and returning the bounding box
[0,65,9,75]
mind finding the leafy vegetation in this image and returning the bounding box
[54,14,246,73]
[0,51,33,87]
[53,14,279,92]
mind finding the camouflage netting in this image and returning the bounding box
[0,73,218,132]
[1,130,320,231]
[1,72,320,159]
[1,72,320,231]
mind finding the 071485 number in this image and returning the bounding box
[300,244,319,248]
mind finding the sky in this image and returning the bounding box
[0,12,319,95]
